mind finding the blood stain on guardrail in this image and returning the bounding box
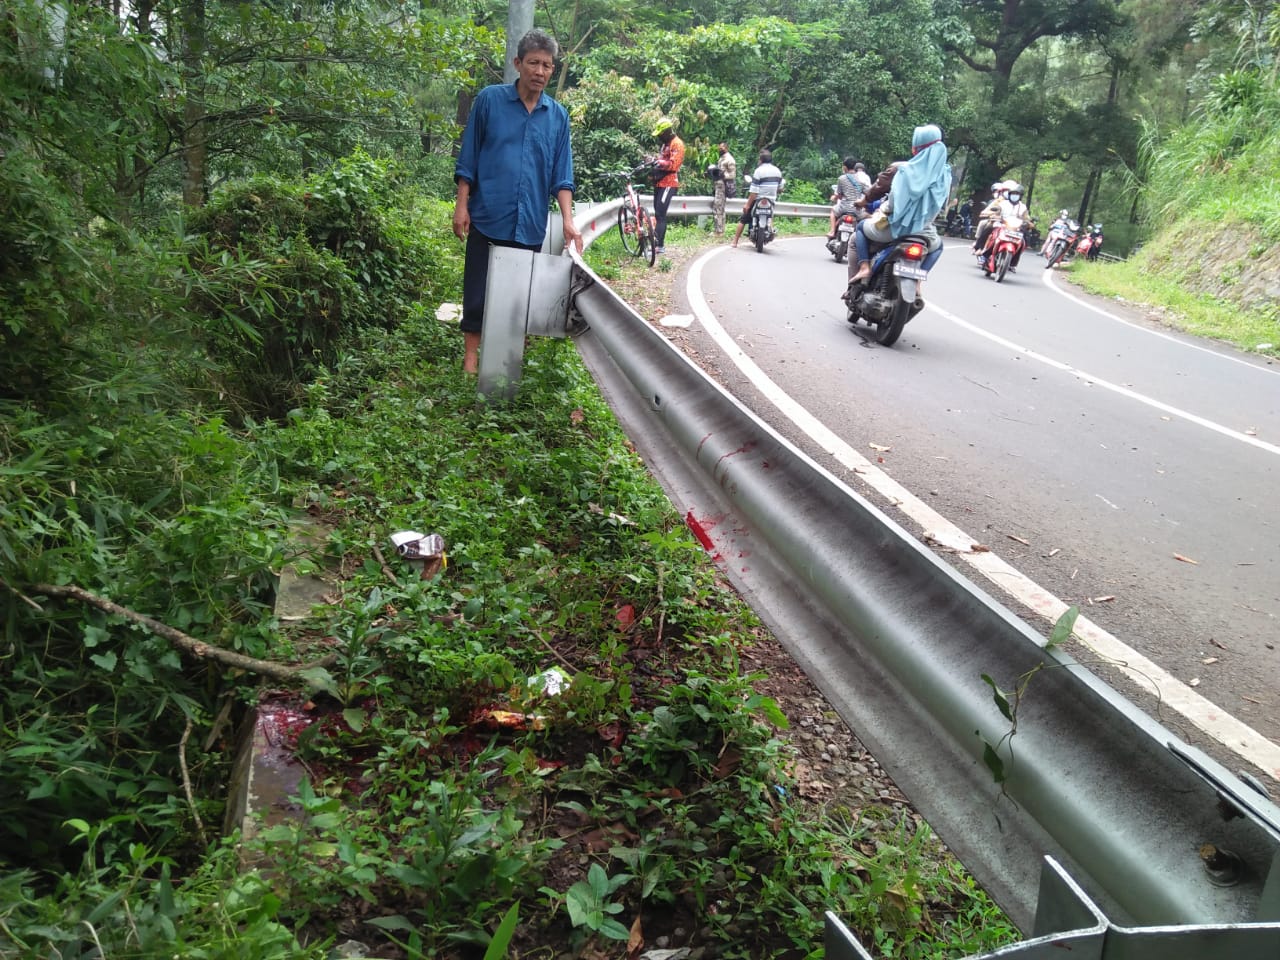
[685,510,721,560]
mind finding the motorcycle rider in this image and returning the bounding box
[826,156,866,240]
[976,180,1030,271]
[1083,223,1105,260]
[1003,182,1031,271]
[847,123,951,285]
[1040,209,1072,257]
[731,149,784,248]
[970,181,1007,254]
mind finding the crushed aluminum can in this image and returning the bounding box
[388,531,447,579]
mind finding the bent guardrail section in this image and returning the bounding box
[564,198,1280,956]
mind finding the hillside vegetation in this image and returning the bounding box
[1070,68,1280,355]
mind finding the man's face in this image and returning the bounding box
[515,50,555,94]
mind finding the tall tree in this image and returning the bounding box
[937,0,1128,186]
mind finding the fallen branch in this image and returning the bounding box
[32,583,334,683]
[179,715,208,845]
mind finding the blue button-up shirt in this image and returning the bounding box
[454,83,576,247]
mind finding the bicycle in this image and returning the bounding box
[609,163,658,267]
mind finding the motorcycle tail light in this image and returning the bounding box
[841,215,855,224]
[904,242,925,260]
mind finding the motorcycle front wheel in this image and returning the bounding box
[994,250,1011,283]
[1044,240,1065,269]
[874,296,911,347]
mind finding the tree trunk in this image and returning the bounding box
[180,0,207,207]
[1077,168,1097,225]
[1078,59,1120,228]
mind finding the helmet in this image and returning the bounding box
[651,117,674,137]
[990,181,1003,194]
[1059,209,1069,218]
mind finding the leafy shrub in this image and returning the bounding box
[182,151,450,419]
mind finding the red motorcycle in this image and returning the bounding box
[979,216,1025,283]
[1075,224,1104,261]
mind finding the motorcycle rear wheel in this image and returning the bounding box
[874,297,911,347]
[995,250,1011,283]
[754,228,766,253]
[833,247,845,264]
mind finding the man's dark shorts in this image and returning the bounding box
[461,229,543,334]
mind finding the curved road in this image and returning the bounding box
[676,235,1280,780]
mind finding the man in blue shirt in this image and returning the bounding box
[453,29,583,374]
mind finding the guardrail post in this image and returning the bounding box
[476,246,573,399]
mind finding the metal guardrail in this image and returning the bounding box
[501,197,1280,957]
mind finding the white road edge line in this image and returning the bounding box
[925,301,1280,457]
[685,244,1280,783]
[1042,265,1280,377]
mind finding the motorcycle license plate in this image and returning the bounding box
[894,262,928,280]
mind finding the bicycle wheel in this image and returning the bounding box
[617,203,642,257]
[638,209,656,266]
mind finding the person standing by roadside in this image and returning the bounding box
[650,118,685,255]
[718,142,737,199]
[453,29,583,374]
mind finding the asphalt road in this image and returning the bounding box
[686,234,1280,769]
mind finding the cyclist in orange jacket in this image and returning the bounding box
[650,117,685,255]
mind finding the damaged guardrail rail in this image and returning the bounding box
[488,197,1280,958]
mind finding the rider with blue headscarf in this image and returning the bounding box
[848,124,952,285]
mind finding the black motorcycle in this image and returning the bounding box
[843,235,933,347]
[825,212,858,263]
[748,197,777,253]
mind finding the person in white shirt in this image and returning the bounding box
[976,180,1030,270]
[731,149,784,247]
[827,156,866,239]
[852,161,872,189]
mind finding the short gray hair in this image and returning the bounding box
[517,29,559,61]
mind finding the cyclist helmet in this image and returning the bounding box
[652,117,675,138]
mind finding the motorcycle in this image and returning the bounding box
[1042,218,1081,268]
[842,234,933,347]
[979,215,1025,283]
[1076,225,1104,261]
[825,211,858,263]
[748,196,777,253]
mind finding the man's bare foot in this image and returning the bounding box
[850,263,871,283]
